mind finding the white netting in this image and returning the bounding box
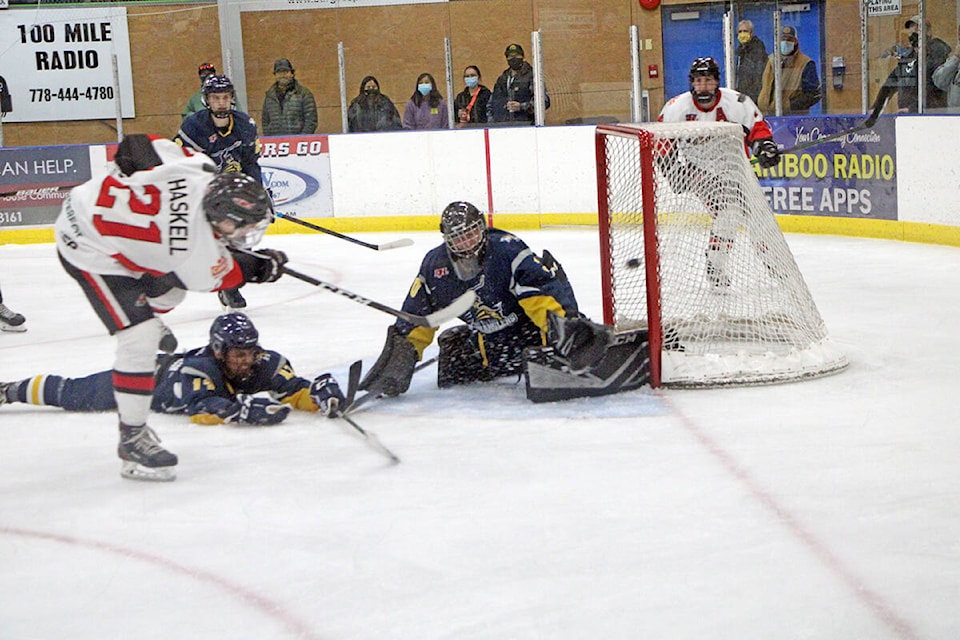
[597,121,847,387]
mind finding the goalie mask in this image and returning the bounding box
[440,201,487,281]
[688,57,721,106]
[202,173,274,249]
[201,74,236,118]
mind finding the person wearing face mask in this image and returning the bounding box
[932,22,960,110]
[734,20,768,104]
[261,58,318,135]
[758,25,821,115]
[453,65,492,127]
[402,72,449,130]
[488,43,550,125]
[872,17,951,115]
[347,75,403,133]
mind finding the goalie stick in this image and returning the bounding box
[274,211,414,251]
[344,356,438,415]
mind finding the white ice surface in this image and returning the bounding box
[1,229,958,640]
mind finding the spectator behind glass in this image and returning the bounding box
[402,72,449,130]
[933,22,960,110]
[182,62,216,122]
[872,19,951,114]
[262,58,318,135]
[735,20,767,104]
[453,65,491,127]
[758,25,821,115]
[488,43,550,125]
[347,76,403,132]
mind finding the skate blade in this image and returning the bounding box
[0,324,27,333]
[120,460,177,482]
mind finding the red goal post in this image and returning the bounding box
[595,121,847,388]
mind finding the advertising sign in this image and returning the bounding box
[757,116,898,220]
[0,7,134,122]
[0,144,92,228]
[259,135,334,219]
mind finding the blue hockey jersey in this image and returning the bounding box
[174,109,262,182]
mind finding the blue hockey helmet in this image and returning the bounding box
[209,313,259,356]
[202,173,273,249]
[201,74,235,117]
[440,201,488,281]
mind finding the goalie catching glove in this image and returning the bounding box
[359,326,418,397]
[546,312,613,373]
[310,373,346,417]
[229,394,291,426]
[751,138,781,169]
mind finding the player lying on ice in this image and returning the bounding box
[0,313,346,425]
[356,201,649,403]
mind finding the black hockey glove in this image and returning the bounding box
[232,248,288,284]
[359,326,418,397]
[114,134,163,176]
[547,311,613,373]
[230,394,291,425]
[752,138,781,169]
[310,373,346,418]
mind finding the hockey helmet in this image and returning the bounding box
[201,74,235,118]
[688,57,721,106]
[202,173,273,249]
[440,201,487,281]
[209,312,259,356]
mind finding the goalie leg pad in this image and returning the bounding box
[524,330,650,403]
[359,326,417,397]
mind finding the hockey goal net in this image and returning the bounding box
[595,121,847,388]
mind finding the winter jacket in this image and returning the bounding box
[487,61,550,124]
[402,96,449,130]
[347,93,402,132]
[932,53,960,108]
[758,50,821,115]
[453,85,492,125]
[262,80,318,135]
[735,36,768,104]
[182,90,205,122]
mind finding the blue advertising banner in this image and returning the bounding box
[0,144,92,228]
[757,116,898,220]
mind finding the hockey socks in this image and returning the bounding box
[5,375,66,407]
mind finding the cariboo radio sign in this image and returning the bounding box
[0,7,135,122]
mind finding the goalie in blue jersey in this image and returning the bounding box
[0,313,345,425]
[357,201,631,401]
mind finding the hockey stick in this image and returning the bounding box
[344,356,438,415]
[275,211,414,251]
[750,113,880,165]
[331,360,400,464]
[281,264,475,327]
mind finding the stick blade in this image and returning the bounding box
[376,238,415,251]
[424,290,476,328]
[345,360,362,407]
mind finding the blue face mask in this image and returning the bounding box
[780,41,796,56]
[418,83,432,96]
[464,76,479,88]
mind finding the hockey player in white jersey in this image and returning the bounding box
[658,57,781,287]
[55,134,288,481]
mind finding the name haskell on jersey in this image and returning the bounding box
[396,228,579,354]
[658,88,774,148]
[153,347,318,424]
[175,109,262,182]
[55,139,244,292]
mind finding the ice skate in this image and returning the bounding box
[0,303,26,332]
[118,423,178,481]
[218,288,247,310]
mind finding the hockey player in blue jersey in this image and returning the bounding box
[176,74,263,309]
[0,313,346,426]
[358,201,617,399]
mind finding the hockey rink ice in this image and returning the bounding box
[0,228,957,640]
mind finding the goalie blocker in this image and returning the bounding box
[524,329,650,403]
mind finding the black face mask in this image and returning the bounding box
[909,32,920,47]
[364,88,379,96]
[507,57,524,71]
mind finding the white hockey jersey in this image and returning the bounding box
[658,88,774,147]
[56,138,244,292]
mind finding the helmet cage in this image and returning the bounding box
[440,202,488,281]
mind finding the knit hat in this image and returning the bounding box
[504,43,524,58]
[781,25,798,41]
[273,58,294,73]
[198,62,216,78]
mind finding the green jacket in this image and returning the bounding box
[182,90,206,122]
[262,81,318,135]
